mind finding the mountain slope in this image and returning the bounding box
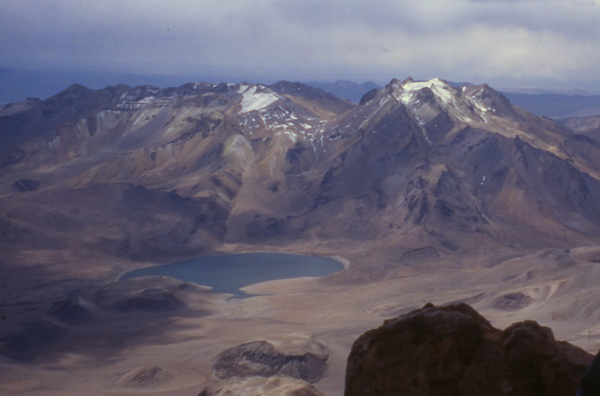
[226,78,600,251]
[1,78,600,266]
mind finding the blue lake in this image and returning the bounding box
[119,253,344,298]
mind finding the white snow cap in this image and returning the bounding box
[393,78,454,105]
[238,84,280,113]
[387,77,497,124]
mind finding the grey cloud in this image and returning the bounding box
[465,1,600,38]
[271,0,420,32]
[266,0,599,44]
[1,0,600,91]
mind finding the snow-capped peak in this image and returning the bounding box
[238,84,280,113]
[368,77,517,132]
[391,78,455,106]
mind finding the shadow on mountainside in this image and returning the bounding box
[0,274,214,362]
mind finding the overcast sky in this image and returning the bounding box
[2,0,600,91]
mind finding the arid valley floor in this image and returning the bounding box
[3,242,600,396]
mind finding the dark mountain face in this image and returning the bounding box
[1,78,599,263]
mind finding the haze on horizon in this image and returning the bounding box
[2,0,600,94]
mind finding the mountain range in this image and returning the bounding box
[2,77,600,264]
[4,67,600,119]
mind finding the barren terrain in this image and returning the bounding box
[2,243,600,396]
[2,78,600,395]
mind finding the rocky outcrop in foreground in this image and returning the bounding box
[345,303,593,396]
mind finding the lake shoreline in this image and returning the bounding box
[119,252,345,298]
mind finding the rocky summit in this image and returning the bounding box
[345,303,593,396]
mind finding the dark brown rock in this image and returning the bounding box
[345,303,593,396]
[580,351,600,396]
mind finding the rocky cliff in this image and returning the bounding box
[345,303,593,396]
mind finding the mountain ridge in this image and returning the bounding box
[2,77,600,267]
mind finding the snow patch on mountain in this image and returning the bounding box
[471,98,492,113]
[404,79,453,104]
[388,78,496,125]
[392,78,454,106]
[238,85,280,113]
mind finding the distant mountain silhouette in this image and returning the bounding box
[305,80,381,103]
[503,92,600,118]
